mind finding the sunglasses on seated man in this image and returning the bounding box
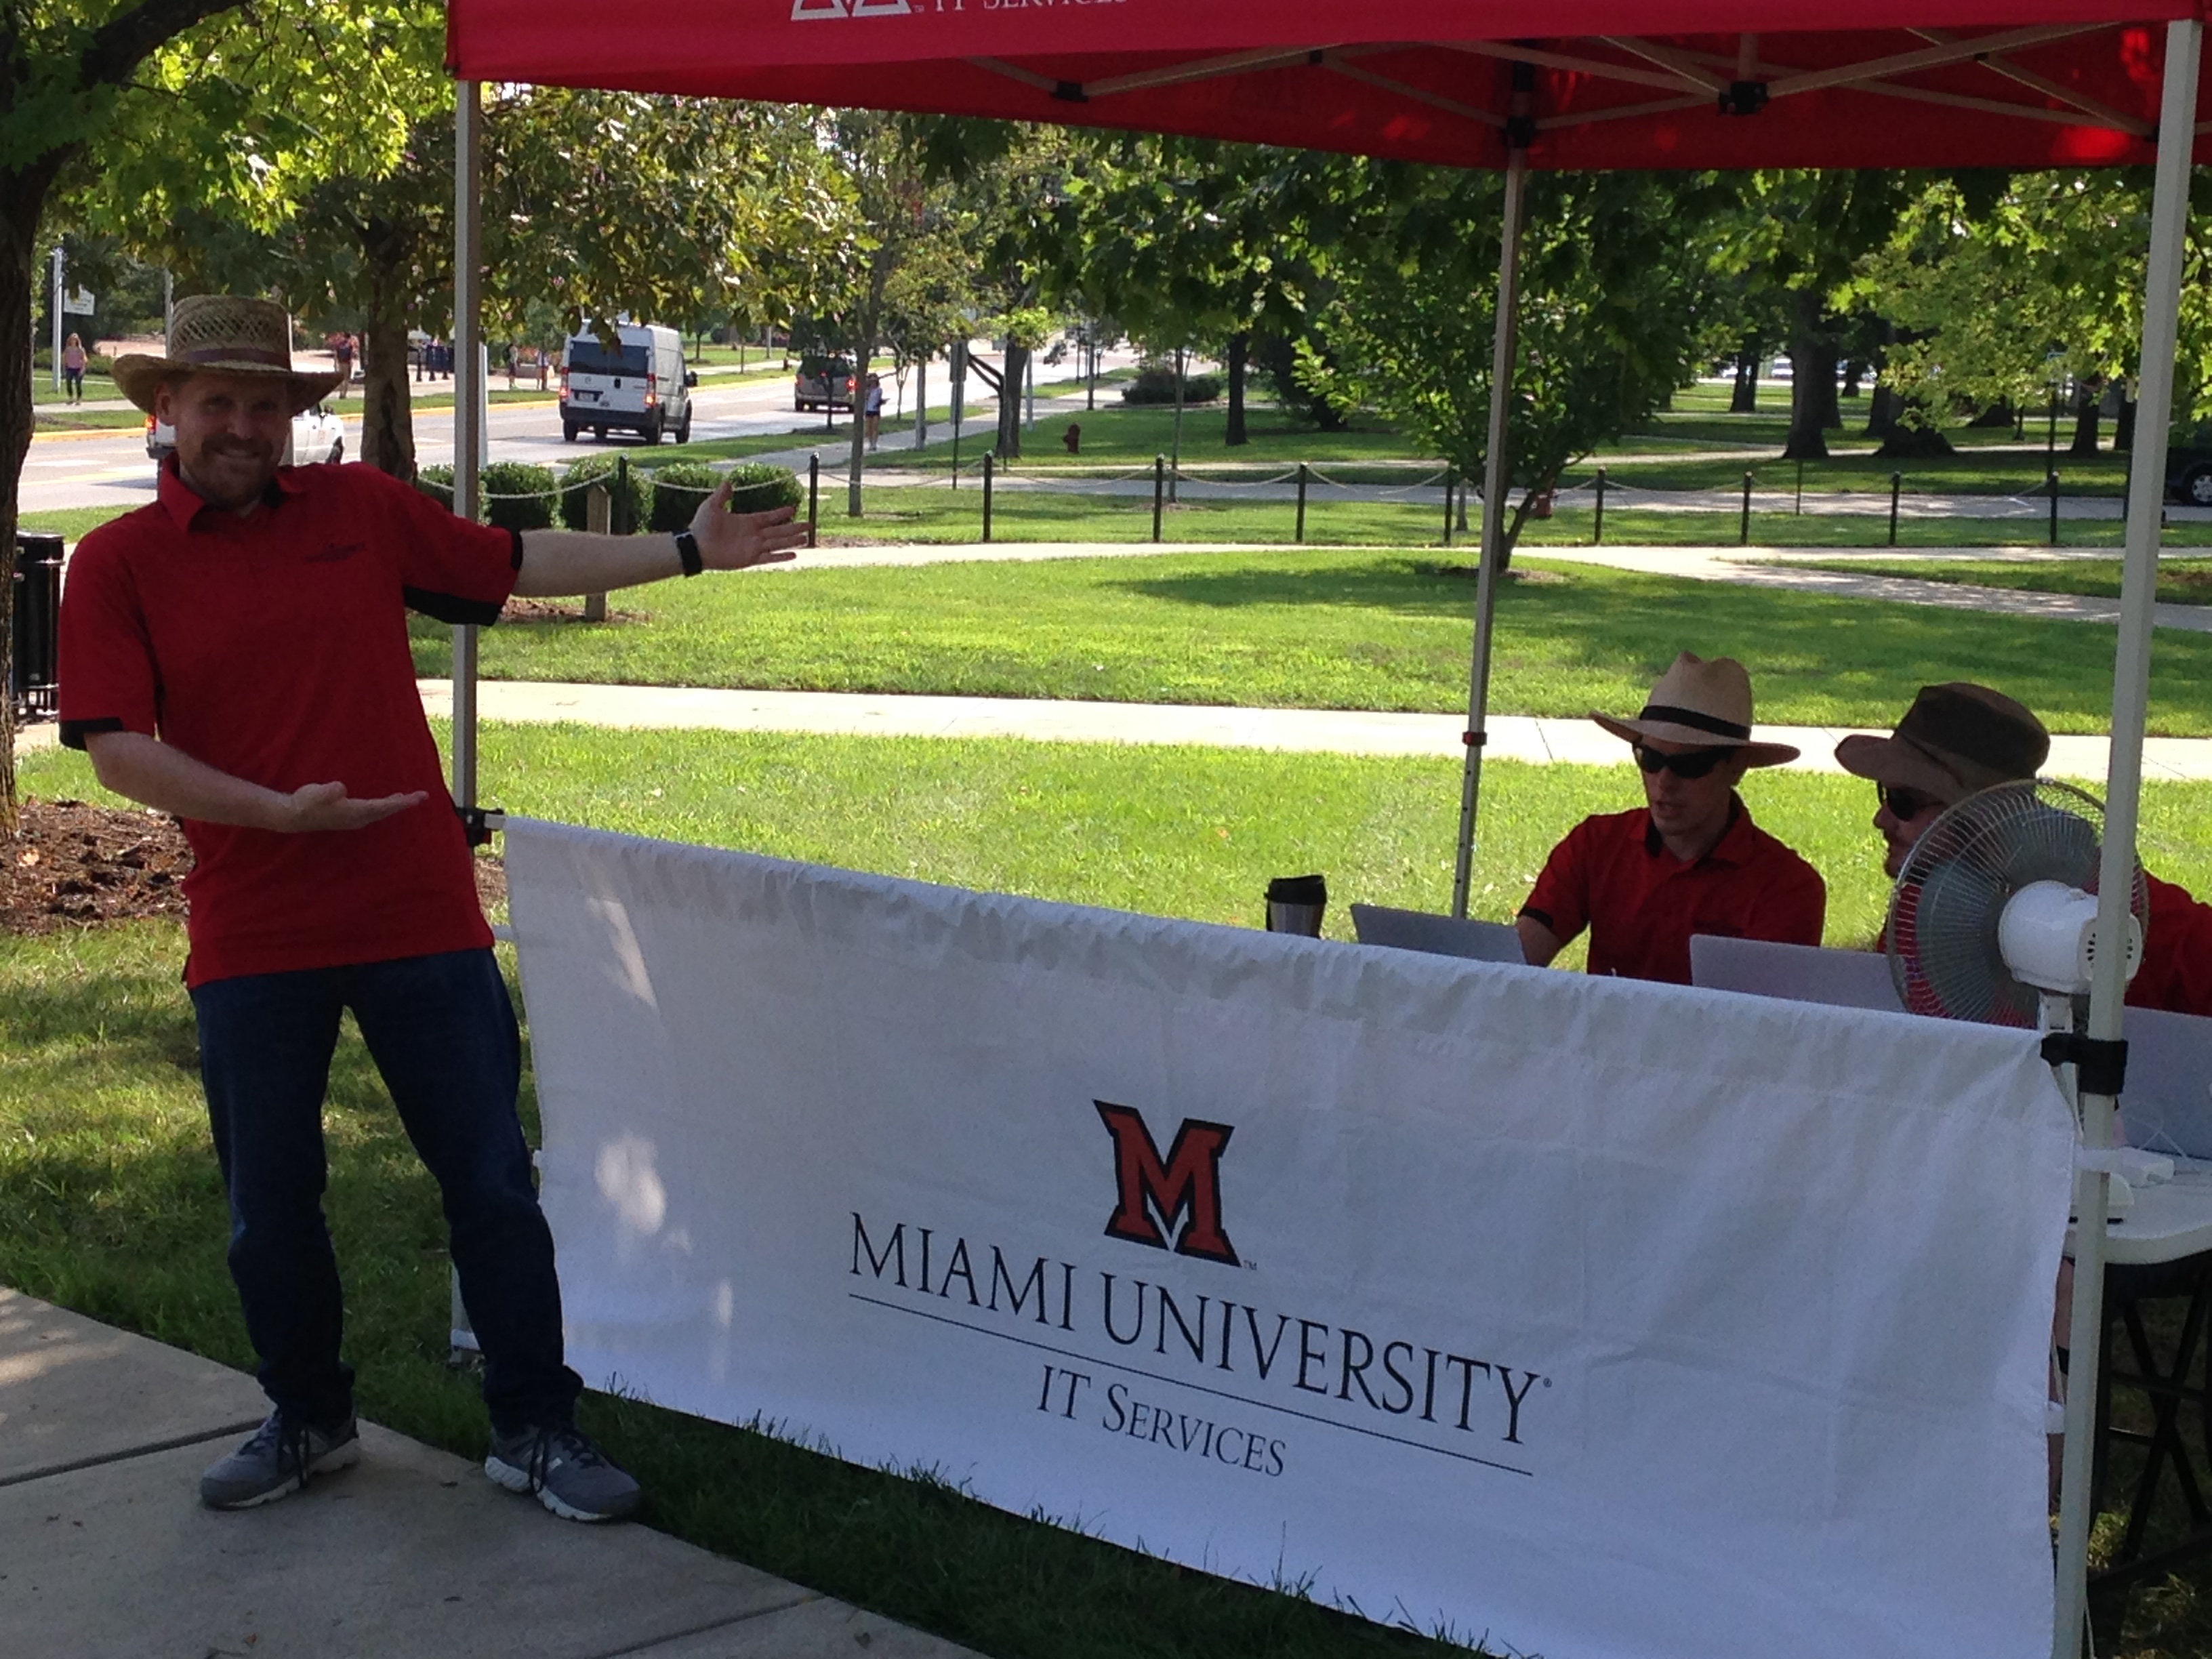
[1632,743,1733,779]
[1877,782,1942,821]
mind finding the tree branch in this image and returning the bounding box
[83,0,249,94]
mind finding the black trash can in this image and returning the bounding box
[12,531,62,721]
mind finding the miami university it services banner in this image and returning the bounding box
[504,819,2073,1659]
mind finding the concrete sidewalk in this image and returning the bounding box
[0,1286,979,1659]
[406,679,2212,783]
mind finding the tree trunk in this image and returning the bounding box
[2070,381,2103,456]
[359,262,417,480]
[1225,331,1249,447]
[1967,400,2015,429]
[848,325,873,516]
[2116,394,2138,453]
[1841,360,1864,399]
[0,184,37,830]
[1730,346,1759,413]
[1864,382,1898,441]
[1782,294,1835,459]
[994,342,1027,459]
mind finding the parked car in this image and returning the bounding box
[794,354,857,413]
[2167,424,2212,505]
[145,403,346,473]
[560,323,695,444]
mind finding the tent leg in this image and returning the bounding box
[1450,147,1526,919]
[451,78,485,813]
[2055,20,2200,1658]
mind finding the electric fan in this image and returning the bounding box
[1886,779,2147,1033]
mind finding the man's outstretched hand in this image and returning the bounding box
[691,478,810,571]
[278,781,429,833]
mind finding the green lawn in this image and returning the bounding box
[867,403,1423,472]
[1783,555,2212,605]
[31,406,144,431]
[7,726,2212,1659]
[415,546,2212,737]
[17,505,134,543]
[30,372,121,405]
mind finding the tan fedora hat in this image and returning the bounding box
[1591,652,1800,767]
[1834,683,2048,806]
[110,295,344,415]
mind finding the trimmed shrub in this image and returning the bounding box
[556,453,651,532]
[647,462,720,534]
[480,461,557,532]
[415,464,456,512]
[722,461,804,516]
[1120,361,1221,405]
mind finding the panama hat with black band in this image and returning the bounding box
[1834,682,2049,807]
[110,295,344,416]
[1590,652,1801,769]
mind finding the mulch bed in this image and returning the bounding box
[1,797,508,937]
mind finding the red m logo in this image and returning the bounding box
[1095,1102,1237,1265]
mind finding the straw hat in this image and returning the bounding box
[1834,683,2048,806]
[110,295,343,415]
[1591,652,1800,767]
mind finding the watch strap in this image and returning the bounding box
[673,527,703,577]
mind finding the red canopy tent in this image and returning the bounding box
[445,9,2209,1652]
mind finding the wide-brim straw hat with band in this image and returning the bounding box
[110,295,344,416]
[1834,682,2049,806]
[1590,651,1800,768]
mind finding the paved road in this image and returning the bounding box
[19,348,1135,516]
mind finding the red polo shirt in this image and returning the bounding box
[58,460,520,987]
[2128,874,2212,1018]
[1521,800,1827,984]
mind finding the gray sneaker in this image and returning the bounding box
[484,1423,641,1522]
[200,1410,361,1509]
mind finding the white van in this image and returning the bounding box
[560,323,695,445]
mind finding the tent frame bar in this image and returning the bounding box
[451,77,485,816]
[979,22,2142,146]
[1450,141,1526,920]
[2055,19,2201,1656]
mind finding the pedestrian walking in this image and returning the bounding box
[864,372,884,451]
[60,333,86,403]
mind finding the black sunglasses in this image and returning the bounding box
[1878,782,1941,820]
[1633,744,1731,780]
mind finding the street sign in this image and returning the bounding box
[64,288,94,315]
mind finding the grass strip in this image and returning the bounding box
[1778,556,2212,606]
[414,546,2212,736]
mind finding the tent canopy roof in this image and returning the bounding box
[448,3,2208,170]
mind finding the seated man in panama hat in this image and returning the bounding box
[1517,653,1826,984]
[1838,682,2212,1016]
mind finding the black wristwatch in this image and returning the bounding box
[673,527,703,577]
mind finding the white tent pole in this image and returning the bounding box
[2053,20,2199,1658]
[1450,144,1527,919]
[451,79,485,812]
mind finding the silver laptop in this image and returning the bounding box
[1689,935,1904,1014]
[1350,904,1525,965]
[2115,1005,2212,1160]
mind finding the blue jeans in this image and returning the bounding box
[191,949,581,1435]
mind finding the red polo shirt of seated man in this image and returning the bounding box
[57,460,520,987]
[1521,799,1826,984]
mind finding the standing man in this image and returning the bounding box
[59,296,808,1520]
[1518,653,1826,983]
[1837,682,2212,1015]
